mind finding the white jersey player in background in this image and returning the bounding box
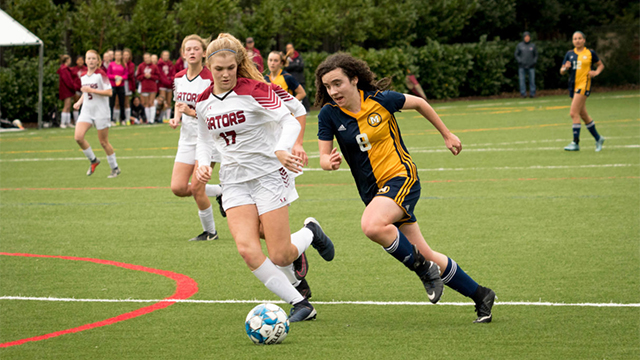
[73,50,121,178]
[169,34,224,242]
[194,33,332,323]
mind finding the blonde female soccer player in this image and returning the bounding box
[560,31,605,152]
[315,53,495,323]
[194,33,334,322]
[169,34,223,241]
[73,50,121,178]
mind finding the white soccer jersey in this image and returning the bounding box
[174,68,213,145]
[195,78,301,184]
[270,83,307,117]
[80,69,111,118]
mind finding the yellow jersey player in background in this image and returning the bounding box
[560,31,605,152]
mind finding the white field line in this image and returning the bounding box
[435,93,640,110]
[1,296,638,308]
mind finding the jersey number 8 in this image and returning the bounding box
[356,133,372,152]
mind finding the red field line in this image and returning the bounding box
[0,252,198,348]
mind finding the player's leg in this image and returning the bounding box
[579,100,604,151]
[97,126,120,178]
[165,90,172,121]
[528,68,536,97]
[401,222,495,322]
[124,93,131,125]
[140,93,150,123]
[116,87,126,125]
[73,93,81,125]
[189,160,218,241]
[361,194,443,303]
[74,121,100,175]
[171,162,194,197]
[564,92,587,151]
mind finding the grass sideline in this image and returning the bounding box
[1,90,639,359]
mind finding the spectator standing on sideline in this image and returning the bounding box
[107,50,127,125]
[101,50,113,73]
[57,55,76,128]
[284,43,310,111]
[136,53,160,123]
[158,50,175,122]
[70,55,87,124]
[515,31,538,98]
[245,37,264,73]
[123,48,136,124]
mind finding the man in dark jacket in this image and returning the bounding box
[284,43,310,111]
[514,31,538,98]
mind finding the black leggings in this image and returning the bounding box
[109,86,126,121]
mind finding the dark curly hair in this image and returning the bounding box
[314,53,390,107]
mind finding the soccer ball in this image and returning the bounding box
[245,303,290,345]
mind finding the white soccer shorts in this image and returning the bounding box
[221,167,299,216]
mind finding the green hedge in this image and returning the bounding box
[301,37,638,102]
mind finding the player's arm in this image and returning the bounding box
[319,140,341,171]
[589,60,604,79]
[272,83,308,165]
[274,113,303,173]
[170,102,183,129]
[73,93,84,110]
[402,94,461,155]
[293,84,306,101]
[194,106,214,184]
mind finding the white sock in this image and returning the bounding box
[106,153,118,169]
[276,263,301,287]
[62,112,70,125]
[114,109,120,122]
[150,106,156,123]
[290,227,313,258]
[125,108,131,122]
[73,110,79,122]
[198,205,216,233]
[165,108,171,120]
[145,108,151,123]
[252,258,304,305]
[82,147,96,162]
[205,184,222,197]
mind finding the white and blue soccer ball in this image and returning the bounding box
[245,303,290,345]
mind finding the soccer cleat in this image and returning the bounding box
[216,194,226,217]
[86,159,100,176]
[295,278,312,300]
[564,142,580,151]
[107,167,121,178]
[289,299,317,322]
[189,231,219,241]
[293,252,308,280]
[473,286,496,323]
[595,137,605,152]
[304,217,335,261]
[411,245,444,304]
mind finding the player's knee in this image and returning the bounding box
[361,219,383,241]
[171,183,189,197]
[237,245,262,267]
[269,253,290,267]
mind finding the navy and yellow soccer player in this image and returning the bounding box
[560,31,605,152]
[315,53,495,323]
[265,51,306,101]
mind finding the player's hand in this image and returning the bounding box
[275,150,303,173]
[195,165,212,183]
[175,102,189,113]
[144,73,151,79]
[292,144,308,167]
[80,86,93,93]
[589,70,598,78]
[444,133,462,155]
[73,102,81,110]
[329,147,342,170]
[169,117,180,129]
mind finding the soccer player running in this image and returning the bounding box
[73,50,121,178]
[560,31,605,152]
[194,33,334,322]
[315,53,495,323]
[169,35,224,241]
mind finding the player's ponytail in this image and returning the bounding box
[205,33,265,83]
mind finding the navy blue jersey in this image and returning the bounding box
[318,89,418,204]
[264,69,300,96]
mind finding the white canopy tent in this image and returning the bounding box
[0,9,44,128]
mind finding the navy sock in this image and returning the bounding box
[441,258,479,298]
[585,121,601,141]
[383,229,418,273]
[572,124,581,144]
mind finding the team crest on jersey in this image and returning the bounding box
[583,55,587,59]
[377,186,390,194]
[367,113,382,127]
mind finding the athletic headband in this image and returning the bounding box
[207,49,237,59]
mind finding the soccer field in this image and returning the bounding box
[1,91,638,359]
